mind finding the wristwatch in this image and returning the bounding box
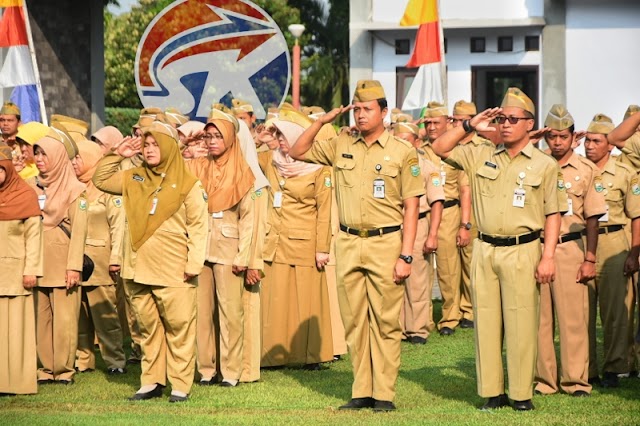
[399,254,413,264]
[460,222,472,230]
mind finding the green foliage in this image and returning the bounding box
[105,107,140,135]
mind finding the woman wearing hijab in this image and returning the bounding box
[32,128,88,385]
[186,111,256,387]
[91,126,123,156]
[9,122,49,185]
[0,145,43,395]
[93,121,208,403]
[258,109,334,369]
[72,139,127,375]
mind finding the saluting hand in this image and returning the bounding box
[393,259,411,284]
[22,275,37,290]
[113,136,142,158]
[535,256,555,284]
[470,107,502,132]
[319,105,354,125]
[529,127,550,144]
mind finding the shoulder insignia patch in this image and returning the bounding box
[632,177,640,195]
[594,175,604,193]
[324,176,332,187]
[113,197,123,208]
[407,157,419,167]
[431,172,440,186]
[79,199,87,211]
[411,165,421,177]
[557,172,565,191]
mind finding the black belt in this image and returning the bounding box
[596,224,624,235]
[340,224,402,238]
[443,199,460,209]
[541,231,582,244]
[419,211,428,220]
[478,231,541,247]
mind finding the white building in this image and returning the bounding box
[350,0,640,129]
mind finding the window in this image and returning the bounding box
[470,37,485,53]
[498,36,513,52]
[525,35,540,51]
[395,39,410,55]
[444,37,448,54]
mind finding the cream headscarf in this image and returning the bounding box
[76,139,105,202]
[237,120,269,190]
[91,126,123,152]
[271,120,322,178]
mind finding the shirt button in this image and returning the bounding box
[499,228,503,232]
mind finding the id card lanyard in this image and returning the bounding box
[149,173,166,215]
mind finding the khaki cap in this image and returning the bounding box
[423,101,448,118]
[177,120,205,137]
[501,87,535,115]
[16,121,49,145]
[164,108,189,126]
[302,106,326,120]
[452,100,477,116]
[50,114,90,144]
[280,102,296,112]
[211,103,233,115]
[134,107,165,129]
[232,98,254,114]
[353,80,386,102]
[395,122,419,136]
[276,108,313,130]
[48,122,79,159]
[390,108,403,124]
[586,113,615,135]
[142,120,180,142]
[0,102,20,116]
[624,105,640,121]
[395,113,414,124]
[544,104,574,131]
[207,108,240,133]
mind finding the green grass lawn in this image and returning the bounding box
[1,301,638,425]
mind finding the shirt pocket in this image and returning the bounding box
[288,229,312,240]
[476,165,500,197]
[335,158,356,187]
[221,224,240,239]
[521,173,542,205]
[378,165,400,197]
[85,238,106,247]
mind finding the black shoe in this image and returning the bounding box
[601,372,620,388]
[439,327,455,336]
[76,368,94,374]
[409,336,427,345]
[572,390,590,397]
[333,355,341,361]
[302,363,321,371]
[338,397,375,410]
[373,400,396,412]
[128,385,164,401]
[198,376,220,386]
[168,394,188,403]
[218,381,236,387]
[479,394,510,410]
[513,399,534,411]
[459,319,474,329]
[37,378,54,385]
[588,376,601,386]
[107,367,127,375]
[126,358,141,365]
[57,379,74,385]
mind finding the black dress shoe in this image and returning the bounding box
[57,379,74,385]
[198,376,220,386]
[218,381,236,387]
[459,319,474,329]
[107,368,127,375]
[513,399,535,411]
[37,378,54,385]
[410,336,427,345]
[76,368,94,374]
[439,327,455,336]
[479,394,510,410]
[588,376,601,386]
[126,358,141,365]
[601,372,619,388]
[302,363,321,371]
[338,397,375,410]
[333,355,341,361]
[168,394,188,403]
[128,385,164,401]
[572,390,590,397]
[373,400,396,412]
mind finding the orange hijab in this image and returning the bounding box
[76,139,104,202]
[123,125,198,251]
[35,137,86,230]
[189,119,255,213]
[0,146,41,221]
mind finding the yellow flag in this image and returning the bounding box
[0,0,23,7]
[400,0,439,26]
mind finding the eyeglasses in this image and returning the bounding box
[203,134,223,141]
[495,116,532,125]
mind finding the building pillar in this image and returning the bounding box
[542,0,567,116]
[349,0,373,109]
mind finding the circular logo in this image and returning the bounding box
[135,0,291,121]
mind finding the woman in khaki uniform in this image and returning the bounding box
[258,109,334,368]
[33,132,88,385]
[186,111,256,387]
[0,146,43,394]
[72,139,127,374]
[93,121,208,402]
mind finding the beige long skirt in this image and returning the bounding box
[0,294,37,394]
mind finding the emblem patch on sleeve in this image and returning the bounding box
[113,197,123,208]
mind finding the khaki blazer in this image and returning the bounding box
[0,216,43,296]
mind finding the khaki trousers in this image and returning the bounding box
[326,264,347,355]
[436,204,462,329]
[588,230,634,376]
[76,285,126,370]
[459,222,476,321]
[196,265,218,380]
[336,230,403,402]
[0,295,37,394]
[117,277,142,361]
[472,239,541,401]
[535,240,590,394]
[125,281,196,394]
[240,281,261,382]
[35,286,81,381]
[401,214,435,339]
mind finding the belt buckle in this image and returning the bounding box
[358,229,369,238]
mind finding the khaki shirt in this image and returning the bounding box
[597,157,640,226]
[259,151,332,267]
[446,142,564,236]
[617,133,640,171]
[557,153,607,235]
[417,151,445,213]
[0,216,43,296]
[304,130,425,229]
[82,193,125,286]
[422,141,467,201]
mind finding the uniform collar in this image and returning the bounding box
[354,129,391,148]
[494,141,534,158]
[563,152,582,169]
[603,156,617,175]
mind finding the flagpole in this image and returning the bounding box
[21,0,47,125]
[437,0,447,106]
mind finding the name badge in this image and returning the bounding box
[274,191,283,208]
[513,188,526,208]
[373,178,385,199]
[38,194,46,210]
[599,205,609,222]
[566,198,573,216]
[150,197,158,215]
[212,211,223,219]
[440,170,447,187]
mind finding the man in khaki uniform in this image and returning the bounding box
[0,102,21,148]
[535,105,607,397]
[290,81,424,411]
[394,120,444,344]
[420,101,471,335]
[432,88,564,411]
[583,113,640,388]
